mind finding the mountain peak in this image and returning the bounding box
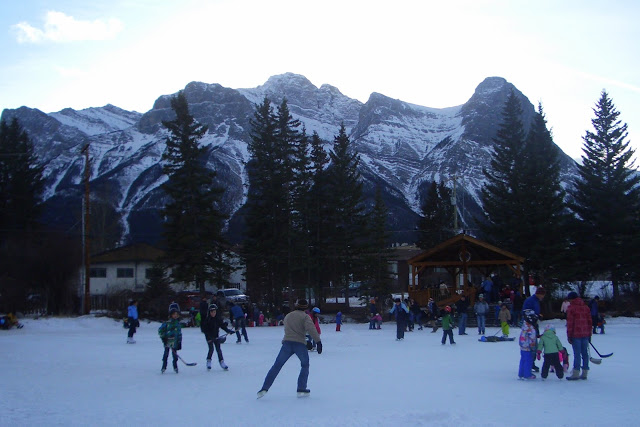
[262,72,316,91]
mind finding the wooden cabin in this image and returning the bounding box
[407,233,525,308]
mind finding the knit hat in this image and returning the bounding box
[567,291,578,300]
[168,302,180,314]
[312,307,320,313]
[535,287,546,295]
[478,294,484,298]
[295,299,308,309]
[544,324,556,333]
[208,303,218,311]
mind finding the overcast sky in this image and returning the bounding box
[1,0,639,160]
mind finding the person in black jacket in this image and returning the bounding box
[202,304,234,370]
[455,295,469,335]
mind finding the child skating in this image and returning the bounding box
[158,302,183,374]
[498,303,511,337]
[441,306,455,345]
[536,324,565,380]
[202,303,235,371]
[518,311,537,380]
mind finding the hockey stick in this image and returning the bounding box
[589,342,613,358]
[172,349,197,366]
[588,346,602,365]
[214,331,235,343]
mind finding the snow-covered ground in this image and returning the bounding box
[1,315,636,426]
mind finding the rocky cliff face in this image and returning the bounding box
[1,73,577,247]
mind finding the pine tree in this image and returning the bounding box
[480,90,527,252]
[0,118,44,237]
[518,104,571,287]
[323,124,368,300]
[363,185,393,297]
[243,97,306,306]
[306,131,332,298]
[160,91,232,294]
[0,118,46,312]
[569,91,640,302]
[417,180,454,249]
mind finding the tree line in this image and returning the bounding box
[1,89,638,313]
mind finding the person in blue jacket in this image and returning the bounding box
[126,299,139,344]
[335,311,342,332]
[230,302,249,343]
[522,287,545,372]
[389,298,409,340]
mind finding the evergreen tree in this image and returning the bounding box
[518,104,572,288]
[0,118,45,312]
[323,124,368,300]
[161,91,231,294]
[0,118,44,237]
[363,185,393,297]
[569,91,640,302]
[417,180,454,249]
[306,131,332,298]
[480,90,526,252]
[243,97,305,306]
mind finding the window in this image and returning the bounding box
[90,268,107,278]
[117,268,134,278]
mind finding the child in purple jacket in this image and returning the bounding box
[518,311,538,380]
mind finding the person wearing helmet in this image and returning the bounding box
[202,304,235,371]
[257,299,322,399]
[158,303,183,373]
[518,310,538,380]
[441,306,456,345]
[307,307,322,350]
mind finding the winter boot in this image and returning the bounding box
[206,359,212,370]
[220,360,228,370]
[566,369,581,381]
[580,369,589,380]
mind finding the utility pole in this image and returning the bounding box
[81,144,91,314]
[445,175,460,233]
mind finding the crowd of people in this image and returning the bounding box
[119,281,603,395]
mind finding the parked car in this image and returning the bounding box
[216,288,249,306]
[177,291,213,312]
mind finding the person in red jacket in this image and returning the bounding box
[565,292,593,380]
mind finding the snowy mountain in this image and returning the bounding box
[1,73,578,246]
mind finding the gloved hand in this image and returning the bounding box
[536,350,541,360]
[162,338,168,347]
[176,341,182,351]
[316,341,323,354]
[567,337,573,345]
[589,336,592,343]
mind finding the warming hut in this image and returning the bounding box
[407,233,525,307]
